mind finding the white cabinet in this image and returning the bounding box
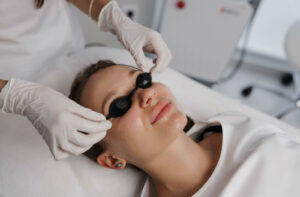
[159,0,252,82]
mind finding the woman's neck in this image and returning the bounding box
[139,131,221,197]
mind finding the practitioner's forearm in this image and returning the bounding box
[68,0,110,21]
[0,80,8,93]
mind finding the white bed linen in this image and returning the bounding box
[0,46,298,197]
[141,111,300,197]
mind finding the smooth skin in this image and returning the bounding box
[79,65,223,197]
[68,0,110,21]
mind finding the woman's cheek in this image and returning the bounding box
[120,110,144,131]
[155,108,186,134]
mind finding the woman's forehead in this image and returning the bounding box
[81,65,141,111]
[87,66,138,95]
[93,65,139,79]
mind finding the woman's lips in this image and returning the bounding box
[151,99,172,124]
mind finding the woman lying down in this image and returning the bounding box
[69,60,300,197]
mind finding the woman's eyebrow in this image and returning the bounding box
[129,69,137,76]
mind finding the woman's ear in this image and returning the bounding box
[97,152,126,169]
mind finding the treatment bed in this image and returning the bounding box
[0,46,298,197]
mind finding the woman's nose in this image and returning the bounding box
[137,87,156,108]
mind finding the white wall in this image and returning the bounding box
[242,0,300,60]
[72,0,300,72]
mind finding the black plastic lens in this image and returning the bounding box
[107,96,132,119]
[106,72,152,119]
[136,72,152,89]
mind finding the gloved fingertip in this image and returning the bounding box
[54,151,69,161]
[149,66,157,74]
[152,58,157,64]
[91,131,107,143]
[154,57,170,73]
[138,63,149,72]
[81,145,93,153]
[84,109,106,121]
[104,120,112,129]
[152,61,165,73]
[134,54,149,72]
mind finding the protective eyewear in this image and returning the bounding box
[106,72,152,119]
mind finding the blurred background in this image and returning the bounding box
[71,0,300,129]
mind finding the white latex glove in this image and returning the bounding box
[0,79,111,160]
[98,0,172,73]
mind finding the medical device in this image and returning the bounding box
[157,0,252,82]
[242,20,300,118]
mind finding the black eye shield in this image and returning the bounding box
[106,72,152,119]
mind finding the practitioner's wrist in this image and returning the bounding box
[0,79,9,112]
[97,0,133,35]
[0,80,8,93]
[90,0,110,21]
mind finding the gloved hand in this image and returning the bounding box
[98,0,172,73]
[0,79,111,160]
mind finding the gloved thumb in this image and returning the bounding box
[132,48,150,72]
[54,149,70,161]
[149,41,172,73]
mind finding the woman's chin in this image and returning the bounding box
[161,109,187,133]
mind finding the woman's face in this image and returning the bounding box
[80,65,187,164]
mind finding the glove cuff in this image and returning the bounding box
[1,78,40,115]
[97,0,132,35]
